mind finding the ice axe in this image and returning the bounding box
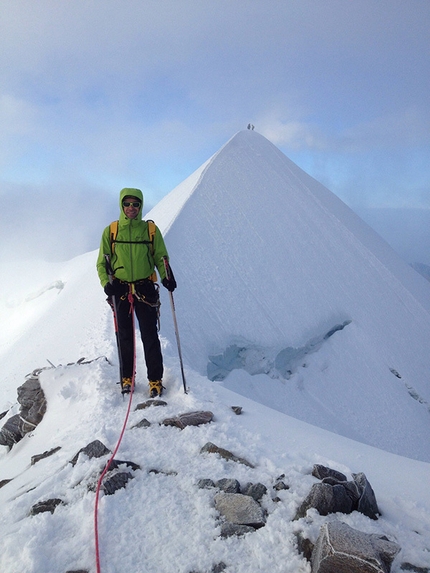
[163,257,187,394]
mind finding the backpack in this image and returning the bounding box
[109,219,157,282]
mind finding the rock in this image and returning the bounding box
[311,521,400,573]
[102,460,140,495]
[274,473,290,492]
[296,531,314,561]
[0,376,47,449]
[200,442,255,468]
[148,468,178,476]
[132,418,151,429]
[197,478,216,489]
[103,471,133,495]
[215,478,241,493]
[353,472,380,520]
[162,410,213,429]
[30,498,64,516]
[212,563,227,573]
[0,416,22,448]
[296,465,379,521]
[0,479,12,489]
[214,492,266,528]
[108,459,141,472]
[17,377,47,426]
[231,406,242,415]
[101,460,140,495]
[135,399,167,410]
[70,440,111,466]
[295,482,354,519]
[31,446,62,465]
[242,482,268,501]
[189,562,227,573]
[273,480,289,491]
[312,464,347,482]
[220,522,255,537]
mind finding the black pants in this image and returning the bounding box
[115,283,163,382]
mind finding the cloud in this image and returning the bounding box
[0,0,429,263]
[0,181,117,263]
[261,120,328,151]
[257,103,430,154]
[0,94,41,170]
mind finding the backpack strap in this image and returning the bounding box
[146,220,157,282]
[109,220,119,254]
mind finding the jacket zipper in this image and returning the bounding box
[128,222,134,282]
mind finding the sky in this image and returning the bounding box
[1,0,430,263]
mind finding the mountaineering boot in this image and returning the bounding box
[149,380,163,398]
[121,377,132,394]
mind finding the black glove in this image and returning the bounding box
[104,280,124,297]
[162,266,177,292]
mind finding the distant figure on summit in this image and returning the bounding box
[96,188,176,397]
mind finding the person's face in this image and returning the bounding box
[122,196,141,219]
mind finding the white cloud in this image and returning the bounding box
[259,117,329,151]
[0,0,429,231]
[0,94,40,169]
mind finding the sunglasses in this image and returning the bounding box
[122,201,141,208]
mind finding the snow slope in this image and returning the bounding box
[0,252,429,573]
[0,131,430,572]
[149,130,430,462]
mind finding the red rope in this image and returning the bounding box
[94,289,136,573]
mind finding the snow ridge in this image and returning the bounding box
[147,130,430,461]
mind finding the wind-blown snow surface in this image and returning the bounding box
[0,253,430,573]
[0,131,430,572]
[149,130,430,462]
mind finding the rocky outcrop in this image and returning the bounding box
[215,492,266,529]
[31,447,62,465]
[200,441,254,468]
[295,464,380,520]
[292,465,403,572]
[69,439,111,466]
[197,476,268,537]
[69,440,141,495]
[0,374,47,449]
[0,359,106,451]
[162,410,213,429]
[311,520,400,573]
[135,399,167,409]
[30,498,64,516]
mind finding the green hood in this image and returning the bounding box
[119,188,144,222]
[96,186,169,286]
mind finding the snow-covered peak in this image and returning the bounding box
[149,130,430,461]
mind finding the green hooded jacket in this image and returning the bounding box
[96,188,169,287]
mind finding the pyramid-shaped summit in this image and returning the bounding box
[149,130,430,461]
